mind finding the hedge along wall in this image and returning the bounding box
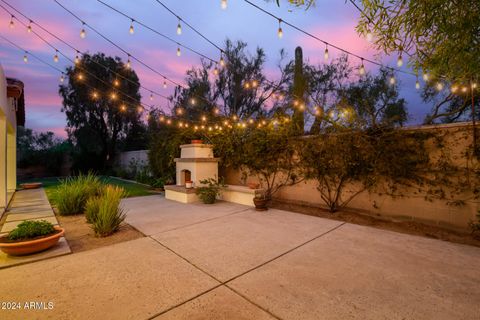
[224,122,479,231]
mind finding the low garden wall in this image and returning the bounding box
[224,122,479,231]
[117,150,149,170]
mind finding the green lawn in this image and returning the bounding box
[18,176,156,201]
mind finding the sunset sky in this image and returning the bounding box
[0,0,427,137]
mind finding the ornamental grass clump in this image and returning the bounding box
[7,220,56,241]
[54,172,103,215]
[90,185,127,237]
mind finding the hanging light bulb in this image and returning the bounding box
[389,75,396,85]
[324,44,329,61]
[80,22,86,38]
[366,31,373,42]
[129,19,134,34]
[415,77,420,90]
[451,85,458,93]
[23,52,28,63]
[277,19,283,39]
[53,50,59,63]
[213,64,219,75]
[190,98,196,105]
[77,73,84,81]
[75,51,80,65]
[359,59,366,75]
[422,71,429,82]
[27,20,32,33]
[176,47,181,57]
[163,78,167,89]
[176,19,182,35]
[436,82,443,91]
[9,15,14,29]
[114,79,119,87]
[60,73,65,83]
[126,54,131,69]
[150,92,154,101]
[221,0,227,10]
[397,55,403,67]
[219,54,225,67]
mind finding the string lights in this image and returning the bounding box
[126,54,131,68]
[324,44,329,61]
[176,18,182,35]
[9,14,13,28]
[80,22,86,38]
[96,0,217,64]
[53,50,59,62]
[242,0,417,83]
[397,55,403,67]
[26,19,32,33]
[129,19,134,34]
[23,52,27,63]
[3,0,475,131]
[0,1,170,103]
[389,74,396,85]
[221,0,227,10]
[277,19,283,39]
[359,59,365,75]
[176,46,181,56]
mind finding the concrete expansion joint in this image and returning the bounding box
[147,221,346,320]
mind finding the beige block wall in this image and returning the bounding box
[224,123,479,231]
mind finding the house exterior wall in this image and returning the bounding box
[0,63,18,217]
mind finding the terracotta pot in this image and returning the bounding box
[0,226,64,256]
[247,182,260,189]
[20,182,43,189]
[253,198,268,211]
[191,139,203,144]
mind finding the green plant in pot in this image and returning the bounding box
[0,220,64,256]
[253,190,269,211]
[195,177,226,204]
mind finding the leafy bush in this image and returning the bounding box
[8,220,56,241]
[85,195,102,224]
[91,185,127,237]
[54,172,103,215]
[196,178,226,204]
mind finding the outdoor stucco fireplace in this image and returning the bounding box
[164,142,219,203]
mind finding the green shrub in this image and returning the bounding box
[195,178,226,204]
[8,220,56,241]
[54,172,103,215]
[85,195,102,224]
[91,185,127,237]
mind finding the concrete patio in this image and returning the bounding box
[1,194,480,319]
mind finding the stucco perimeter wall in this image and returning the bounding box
[117,150,149,170]
[225,122,479,231]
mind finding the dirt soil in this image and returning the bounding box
[56,214,144,253]
[270,200,480,248]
